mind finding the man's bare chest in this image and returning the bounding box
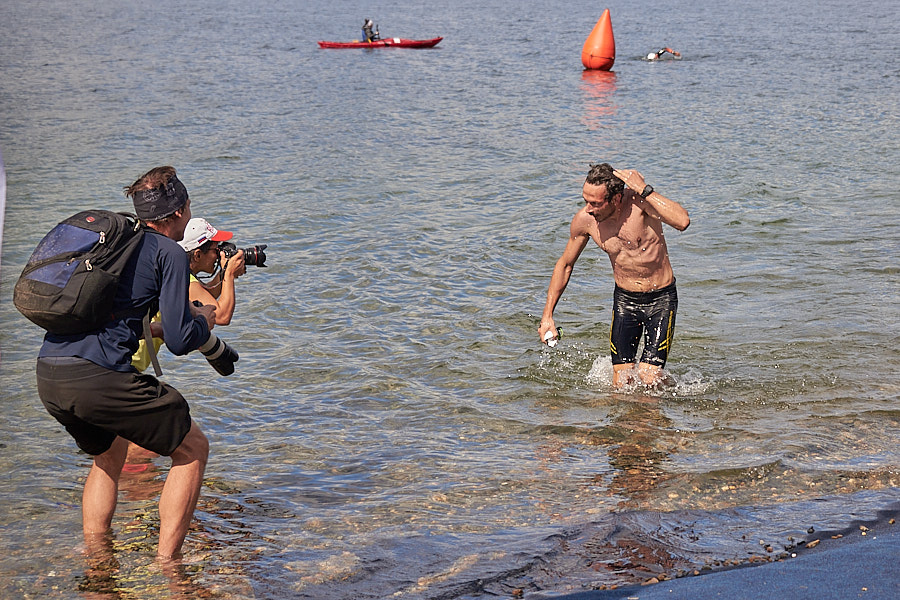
[595,215,653,255]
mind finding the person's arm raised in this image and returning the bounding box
[189,250,245,325]
[613,168,690,231]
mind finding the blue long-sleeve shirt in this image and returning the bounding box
[39,229,210,372]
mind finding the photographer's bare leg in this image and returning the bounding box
[83,436,129,542]
[157,421,209,558]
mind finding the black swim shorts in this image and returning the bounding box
[36,357,191,456]
[609,281,678,367]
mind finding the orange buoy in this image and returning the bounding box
[581,9,615,71]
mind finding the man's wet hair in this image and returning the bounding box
[585,163,624,198]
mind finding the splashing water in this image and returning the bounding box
[586,355,713,397]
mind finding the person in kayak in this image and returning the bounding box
[362,19,380,43]
[647,47,681,60]
[538,163,690,388]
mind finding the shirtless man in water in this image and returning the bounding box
[538,163,690,387]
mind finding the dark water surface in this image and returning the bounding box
[1,0,898,598]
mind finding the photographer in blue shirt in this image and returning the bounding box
[36,166,222,559]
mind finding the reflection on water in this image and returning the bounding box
[78,533,223,599]
[580,69,618,129]
[591,395,677,508]
[70,470,267,599]
[119,445,163,503]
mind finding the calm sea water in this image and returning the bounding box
[1,0,898,597]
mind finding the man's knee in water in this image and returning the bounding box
[613,363,637,387]
[638,363,674,387]
[613,362,673,388]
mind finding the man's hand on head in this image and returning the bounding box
[612,168,646,192]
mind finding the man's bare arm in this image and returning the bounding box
[539,215,591,342]
[613,168,690,231]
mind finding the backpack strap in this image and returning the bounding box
[142,311,163,377]
[135,228,176,377]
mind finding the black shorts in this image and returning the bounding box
[36,357,192,456]
[609,281,678,367]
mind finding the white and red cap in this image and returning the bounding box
[179,217,232,251]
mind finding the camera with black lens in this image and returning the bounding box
[218,241,268,267]
[192,301,239,376]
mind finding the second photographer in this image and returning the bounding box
[131,217,248,373]
[180,218,246,325]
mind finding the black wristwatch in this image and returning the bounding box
[640,184,654,198]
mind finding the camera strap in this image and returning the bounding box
[196,256,224,285]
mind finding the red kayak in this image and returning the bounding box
[317,37,442,49]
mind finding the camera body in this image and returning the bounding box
[218,241,268,267]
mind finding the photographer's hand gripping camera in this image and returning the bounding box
[195,241,268,375]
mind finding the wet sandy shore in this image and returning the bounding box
[530,502,900,600]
